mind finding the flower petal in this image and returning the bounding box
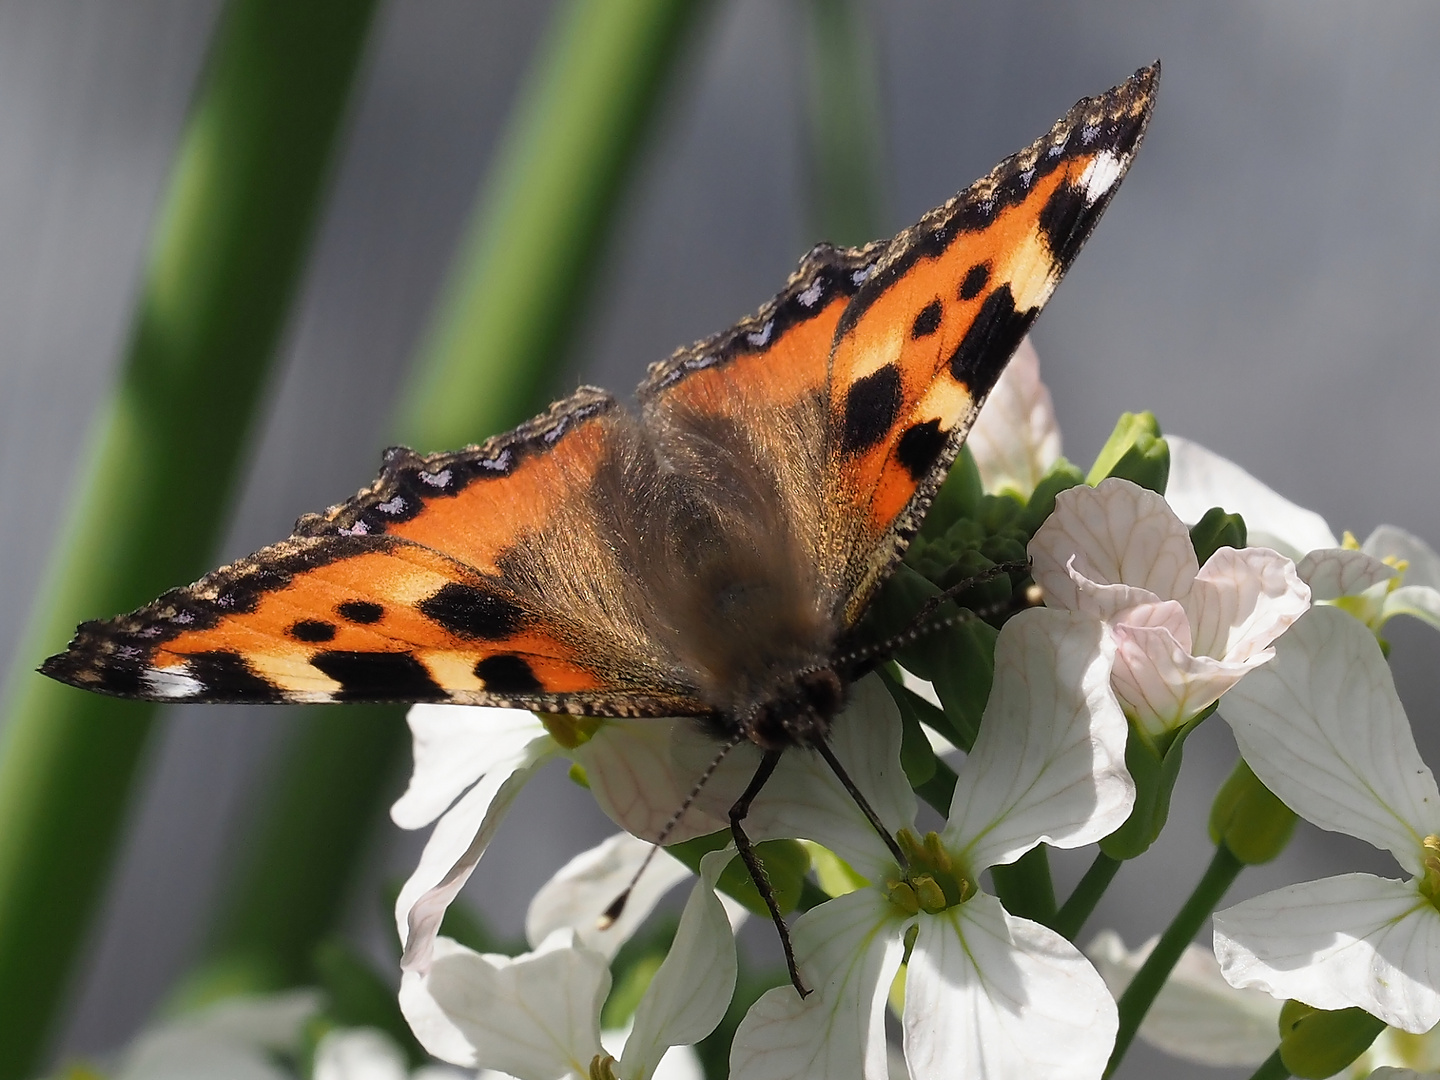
[1110,622,1260,735]
[1086,930,1281,1066]
[416,930,610,1078]
[525,832,692,959]
[1064,561,1175,634]
[397,739,556,972]
[1366,526,1440,591]
[1297,548,1398,602]
[116,992,322,1080]
[945,609,1132,871]
[1383,586,1440,633]
[1165,435,1339,559]
[903,894,1116,1080]
[623,851,738,1080]
[678,676,915,881]
[742,677,916,879]
[313,1028,409,1080]
[392,706,548,830]
[580,718,730,844]
[1219,606,1440,872]
[964,336,1061,499]
[1030,478,1199,611]
[729,889,904,1080]
[1214,873,1440,1033]
[1185,547,1309,661]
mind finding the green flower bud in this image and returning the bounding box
[1209,758,1296,864]
[1022,457,1085,535]
[920,445,984,538]
[1190,506,1248,565]
[1100,714,1204,860]
[1086,411,1169,494]
[1277,1001,1386,1079]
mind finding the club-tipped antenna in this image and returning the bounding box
[599,732,742,930]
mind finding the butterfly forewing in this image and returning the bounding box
[823,66,1157,622]
[42,66,1158,714]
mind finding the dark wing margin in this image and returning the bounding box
[823,63,1159,622]
[41,388,709,717]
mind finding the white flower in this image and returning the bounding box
[729,608,1134,1080]
[1087,931,1282,1066]
[313,1028,467,1080]
[1029,477,1310,738]
[1167,435,1440,634]
[399,852,735,1080]
[964,336,1061,499]
[102,991,318,1080]
[392,706,730,974]
[1214,606,1440,1033]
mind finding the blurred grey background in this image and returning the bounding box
[2,1,1439,1075]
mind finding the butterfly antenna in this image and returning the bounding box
[833,559,1033,674]
[598,733,741,930]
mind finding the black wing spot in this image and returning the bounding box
[418,582,525,640]
[474,654,543,694]
[186,650,285,703]
[1037,182,1088,263]
[289,619,337,643]
[895,420,948,482]
[959,262,991,301]
[337,600,384,624]
[910,299,943,339]
[840,364,903,455]
[948,285,1033,398]
[310,650,444,702]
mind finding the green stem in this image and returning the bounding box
[801,0,886,245]
[990,846,1056,925]
[178,0,711,1005]
[397,0,712,451]
[1053,851,1122,941]
[0,3,379,1072]
[1105,844,1245,1077]
[1248,1049,1290,1080]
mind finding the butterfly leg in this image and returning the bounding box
[729,748,810,997]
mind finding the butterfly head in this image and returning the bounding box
[735,665,846,751]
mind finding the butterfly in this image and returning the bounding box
[44,65,1157,988]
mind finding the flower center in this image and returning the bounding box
[540,712,602,749]
[1419,835,1440,907]
[885,828,975,915]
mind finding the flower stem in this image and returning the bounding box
[1105,843,1244,1077]
[1247,1050,1290,1080]
[1053,851,1122,940]
[0,2,380,1071]
[800,0,887,246]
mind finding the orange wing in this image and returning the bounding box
[824,64,1159,621]
[42,389,707,716]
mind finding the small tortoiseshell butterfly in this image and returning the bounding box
[43,66,1156,980]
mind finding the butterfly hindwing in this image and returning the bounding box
[41,388,711,716]
[824,65,1157,621]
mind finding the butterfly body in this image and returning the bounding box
[43,67,1159,762]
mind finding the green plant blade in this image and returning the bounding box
[0,2,382,1074]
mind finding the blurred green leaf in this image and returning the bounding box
[0,2,381,1070]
